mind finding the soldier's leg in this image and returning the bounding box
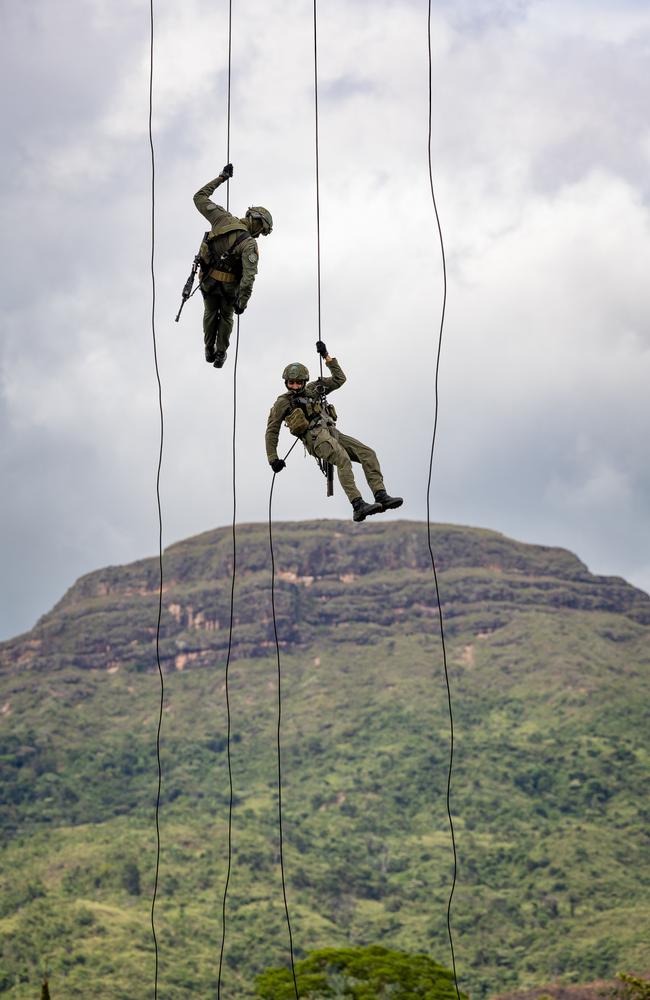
[202,292,221,362]
[215,286,235,357]
[337,431,403,511]
[309,428,361,503]
[336,431,385,495]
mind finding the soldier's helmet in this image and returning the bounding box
[283,362,309,384]
[246,206,273,235]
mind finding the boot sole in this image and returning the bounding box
[353,502,383,522]
[379,498,403,511]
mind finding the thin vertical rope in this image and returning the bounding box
[313,0,323,381]
[226,0,232,212]
[147,1,165,998]
[217,318,239,998]
[425,4,460,999]
[269,445,301,1000]
[217,4,235,994]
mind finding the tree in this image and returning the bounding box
[254,944,467,1000]
[609,973,650,1000]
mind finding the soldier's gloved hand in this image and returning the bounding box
[233,299,247,315]
[270,459,286,473]
[221,163,234,178]
[316,340,328,357]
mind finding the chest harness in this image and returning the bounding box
[285,382,338,438]
[199,223,252,284]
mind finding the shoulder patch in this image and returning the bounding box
[248,251,258,263]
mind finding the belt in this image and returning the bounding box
[208,268,237,283]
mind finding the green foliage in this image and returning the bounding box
[255,945,467,999]
[121,861,141,897]
[610,974,650,1000]
[1,520,649,998]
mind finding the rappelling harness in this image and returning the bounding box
[285,380,336,497]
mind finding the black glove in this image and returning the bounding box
[234,299,246,315]
[221,163,234,178]
[271,459,286,473]
[316,340,328,357]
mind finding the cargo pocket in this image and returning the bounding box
[312,428,336,462]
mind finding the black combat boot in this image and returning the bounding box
[213,351,227,369]
[205,345,217,364]
[374,489,403,511]
[352,497,383,522]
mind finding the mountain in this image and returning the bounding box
[1,519,649,999]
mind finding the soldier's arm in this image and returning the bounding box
[236,237,260,307]
[193,174,229,227]
[265,398,290,463]
[316,356,346,394]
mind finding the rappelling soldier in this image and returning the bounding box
[193,164,273,368]
[266,342,404,522]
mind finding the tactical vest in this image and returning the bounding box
[199,219,250,278]
[289,393,337,429]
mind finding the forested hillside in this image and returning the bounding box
[1,520,649,999]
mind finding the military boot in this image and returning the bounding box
[205,345,217,364]
[213,351,227,369]
[374,489,403,512]
[352,497,383,522]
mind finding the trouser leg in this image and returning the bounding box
[216,286,236,355]
[202,292,221,355]
[336,431,385,495]
[309,428,361,503]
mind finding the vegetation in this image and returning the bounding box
[610,974,650,1000]
[254,944,467,999]
[0,520,649,998]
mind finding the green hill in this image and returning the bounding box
[1,519,649,999]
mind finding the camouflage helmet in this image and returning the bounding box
[283,362,309,384]
[246,206,273,235]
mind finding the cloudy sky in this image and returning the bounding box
[2,0,649,640]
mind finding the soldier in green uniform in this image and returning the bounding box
[193,163,273,368]
[266,342,403,522]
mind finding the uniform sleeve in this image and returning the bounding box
[265,397,290,462]
[193,175,228,227]
[306,357,346,395]
[236,237,260,306]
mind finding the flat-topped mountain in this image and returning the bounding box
[3,519,648,673]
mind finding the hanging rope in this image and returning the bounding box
[268,439,300,1000]
[312,0,323,382]
[424,4,460,999]
[147,1,165,998]
[217,3,237,996]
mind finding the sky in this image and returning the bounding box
[1,0,650,640]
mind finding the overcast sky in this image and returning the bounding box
[2,0,649,640]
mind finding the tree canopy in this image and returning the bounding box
[254,944,467,999]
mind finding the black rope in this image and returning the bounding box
[217,5,235,994]
[269,440,301,1000]
[217,317,239,998]
[312,0,323,381]
[147,1,165,998]
[425,4,460,999]
[226,0,232,212]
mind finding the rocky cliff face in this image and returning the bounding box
[2,519,648,674]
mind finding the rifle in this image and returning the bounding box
[175,251,202,323]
